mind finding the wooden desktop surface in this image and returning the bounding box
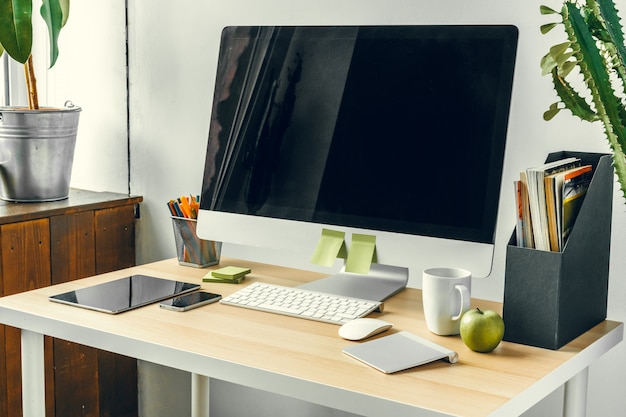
[0,258,622,417]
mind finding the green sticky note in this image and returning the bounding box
[203,266,250,283]
[203,275,246,284]
[310,228,347,267]
[210,266,251,280]
[345,233,377,274]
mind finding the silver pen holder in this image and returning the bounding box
[171,217,221,267]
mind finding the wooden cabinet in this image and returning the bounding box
[0,189,142,417]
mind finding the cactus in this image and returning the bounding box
[541,0,626,201]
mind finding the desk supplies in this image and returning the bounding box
[343,331,458,373]
[310,229,378,274]
[171,216,221,267]
[514,156,595,252]
[168,194,221,267]
[504,151,612,349]
[345,233,377,274]
[310,228,347,267]
[204,266,251,283]
[517,157,582,251]
[167,195,200,219]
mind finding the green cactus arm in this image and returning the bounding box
[541,1,626,200]
[596,0,626,61]
[576,1,626,134]
[545,67,597,122]
[566,2,626,199]
[566,4,626,137]
[565,3,617,116]
[595,0,626,119]
[584,0,626,107]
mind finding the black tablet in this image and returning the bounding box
[49,275,200,314]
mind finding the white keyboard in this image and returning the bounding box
[220,282,383,324]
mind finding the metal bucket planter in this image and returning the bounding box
[0,105,81,202]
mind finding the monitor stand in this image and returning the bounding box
[298,263,408,302]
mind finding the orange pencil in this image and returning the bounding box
[178,196,192,218]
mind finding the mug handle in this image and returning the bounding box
[451,284,470,321]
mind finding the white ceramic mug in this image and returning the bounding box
[422,267,471,335]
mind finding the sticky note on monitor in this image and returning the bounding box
[310,228,347,267]
[345,233,377,274]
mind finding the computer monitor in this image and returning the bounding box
[197,25,518,297]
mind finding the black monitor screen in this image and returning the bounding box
[201,25,518,243]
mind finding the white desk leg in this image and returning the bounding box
[191,373,210,417]
[21,330,46,417]
[563,367,589,417]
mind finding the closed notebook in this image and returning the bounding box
[343,331,458,374]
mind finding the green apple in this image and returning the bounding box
[460,308,505,353]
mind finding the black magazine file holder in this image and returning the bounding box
[503,151,613,350]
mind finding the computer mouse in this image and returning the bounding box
[338,318,393,341]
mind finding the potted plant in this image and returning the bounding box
[540,0,626,202]
[0,0,80,202]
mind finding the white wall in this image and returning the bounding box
[44,0,626,416]
[46,1,129,193]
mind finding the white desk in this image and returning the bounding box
[0,258,622,417]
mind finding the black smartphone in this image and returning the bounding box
[159,291,222,311]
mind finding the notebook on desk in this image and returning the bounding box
[343,331,458,373]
